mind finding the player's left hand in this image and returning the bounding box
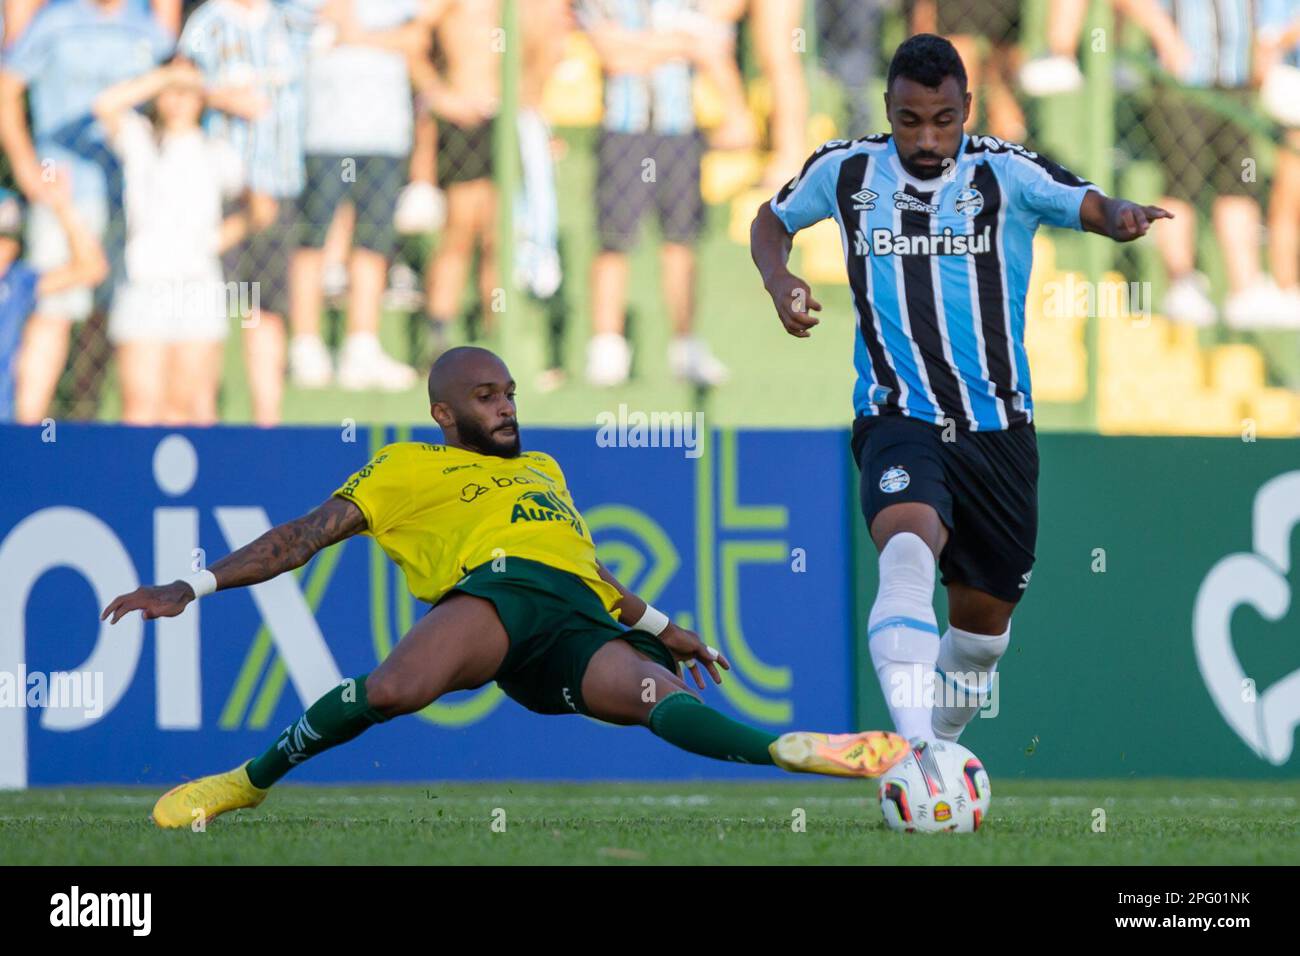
[658,623,731,689]
[1109,199,1173,242]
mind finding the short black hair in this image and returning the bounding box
[886,33,968,94]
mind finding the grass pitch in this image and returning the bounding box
[2,779,1296,865]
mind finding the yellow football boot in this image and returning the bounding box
[770,731,910,778]
[151,761,268,828]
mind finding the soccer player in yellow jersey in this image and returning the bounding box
[102,347,908,827]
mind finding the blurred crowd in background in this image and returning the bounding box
[0,0,1298,428]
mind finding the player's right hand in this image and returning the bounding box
[101,582,195,624]
[764,270,822,338]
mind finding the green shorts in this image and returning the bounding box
[445,557,678,716]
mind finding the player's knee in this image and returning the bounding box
[588,670,694,726]
[949,606,1013,637]
[879,531,936,588]
[361,673,403,715]
[363,672,431,718]
[636,684,699,726]
[648,675,696,708]
[871,503,945,552]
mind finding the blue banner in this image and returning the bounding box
[0,423,855,787]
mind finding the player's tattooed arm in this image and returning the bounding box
[1080,189,1173,243]
[204,496,368,590]
[595,562,731,688]
[101,497,367,624]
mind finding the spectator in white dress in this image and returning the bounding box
[94,59,244,424]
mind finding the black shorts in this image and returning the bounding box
[596,130,704,252]
[929,0,1021,42]
[437,119,494,185]
[851,414,1039,603]
[300,153,403,257]
[221,197,299,318]
[1148,89,1254,202]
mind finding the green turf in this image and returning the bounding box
[2,779,1296,865]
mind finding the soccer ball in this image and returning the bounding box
[878,740,991,833]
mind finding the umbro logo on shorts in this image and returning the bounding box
[1019,570,1033,590]
[879,466,910,494]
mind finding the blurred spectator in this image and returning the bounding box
[1,0,43,44]
[673,1,755,153]
[910,0,1026,142]
[0,187,108,422]
[1018,0,1088,97]
[0,0,172,422]
[1120,0,1293,329]
[579,0,729,388]
[1258,0,1300,320]
[399,1,454,251]
[179,0,310,426]
[815,0,884,136]
[285,0,429,392]
[518,0,569,390]
[709,0,808,187]
[413,0,499,359]
[4,1,182,42]
[93,60,242,424]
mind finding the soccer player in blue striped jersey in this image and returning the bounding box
[751,34,1170,747]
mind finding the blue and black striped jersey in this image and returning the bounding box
[771,133,1097,430]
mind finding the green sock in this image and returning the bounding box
[646,692,778,765]
[245,674,390,789]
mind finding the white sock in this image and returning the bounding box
[932,624,1010,742]
[867,533,940,744]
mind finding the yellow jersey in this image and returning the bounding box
[332,441,622,614]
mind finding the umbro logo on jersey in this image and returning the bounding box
[851,188,878,211]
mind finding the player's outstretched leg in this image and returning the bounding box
[150,593,509,828]
[579,640,908,778]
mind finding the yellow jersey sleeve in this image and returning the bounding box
[333,443,423,536]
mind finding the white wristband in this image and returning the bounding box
[632,604,670,636]
[183,570,218,599]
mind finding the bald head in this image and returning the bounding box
[428,346,507,404]
[427,347,520,457]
